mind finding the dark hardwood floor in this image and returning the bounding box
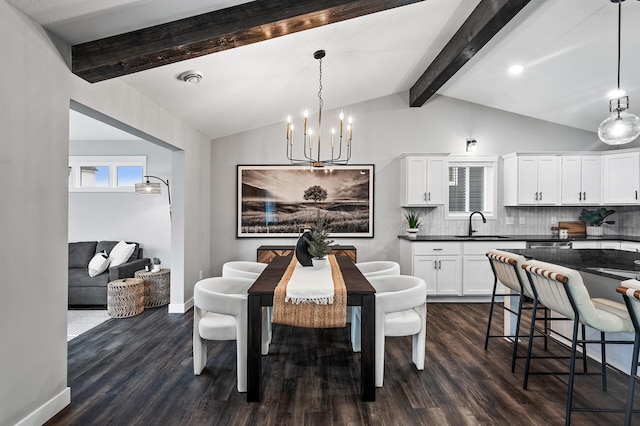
[49,303,640,425]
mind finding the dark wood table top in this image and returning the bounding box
[248,255,374,296]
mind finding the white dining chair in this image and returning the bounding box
[351,261,401,350]
[351,275,427,387]
[356,261,401,278]
[193,276,269,392]
[222,260,271,352]
[522,260,634,425]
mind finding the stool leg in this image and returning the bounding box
[511,293,524,372]
[523,298,538,390]
[582,324,588,374]
[565,318,580,426]
[543,306,549,351]
[625,332,640,426]
[484,278,498,350]
[601,331,607,391]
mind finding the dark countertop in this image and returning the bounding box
[397,234,640,243]
[506,248,640,281]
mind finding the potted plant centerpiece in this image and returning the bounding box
[404,210,422,235]
[578,207,615,236]
[305,214,334,270]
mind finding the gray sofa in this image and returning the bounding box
[68,241,151,307]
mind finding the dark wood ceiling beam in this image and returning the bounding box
[409,0,530,107]
[72,0,425,83]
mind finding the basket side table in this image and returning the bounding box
[134,269,170,308]
[107,278,144,318]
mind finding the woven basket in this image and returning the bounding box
[134,269,171,308]
[107,278,144,318]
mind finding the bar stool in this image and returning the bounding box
[485,250,548,372]
[615,279,640,426]
[522,260,634,426]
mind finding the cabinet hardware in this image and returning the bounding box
[583,192,586,200]
[534,192,538,201]
[433,248,443,251]
[579,192,582,201]
[427,192,431,201]
[636,190,638,200]
[423,192,427,201]
[539,192,543,200]
[434,260,438,269]
[438,260,442,269]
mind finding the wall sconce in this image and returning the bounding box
[466,139,478,152]
[135,175,171,221]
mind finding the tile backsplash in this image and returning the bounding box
[409,205,640,237]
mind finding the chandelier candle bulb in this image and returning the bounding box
[331,128,335,148]
[303,110,308,135]
[286,116,291,139]
[290,125,294,146]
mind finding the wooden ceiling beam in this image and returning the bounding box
[409,0,530,107]
[72,0,425,83]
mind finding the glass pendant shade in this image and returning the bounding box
[598,111,640,145]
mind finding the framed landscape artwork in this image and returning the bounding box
[237,164,374,238]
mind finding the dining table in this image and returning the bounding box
[246,255,376,402]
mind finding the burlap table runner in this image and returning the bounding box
[272,255,347,328]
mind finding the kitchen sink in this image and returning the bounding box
[454,235,510,240]
[585,267,640,280]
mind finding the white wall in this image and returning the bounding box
[1,2,212,423]
[210,93,603,273]
[0,2,71,424]
[68,140,172,267]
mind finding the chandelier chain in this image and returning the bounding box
[318,57,323,114]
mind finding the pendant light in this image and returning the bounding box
[598,0,640,145]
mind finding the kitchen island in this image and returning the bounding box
[502,247,640,374]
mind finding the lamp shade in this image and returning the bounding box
[598,111,640,145]
[135,181,162,194]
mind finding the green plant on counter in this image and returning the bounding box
[578,208,615,227]
[404,211,422,229]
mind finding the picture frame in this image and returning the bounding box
[237,164,374,238]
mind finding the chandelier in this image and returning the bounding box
[286,50,352,168]
[597,0,640,145]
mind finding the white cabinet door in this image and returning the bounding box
[462,256,495,296]
[517,157,539,204]
[414,256,438,295]
[572,241,601,249]
[603,152,640,204]
[600,241,621,250]
[561,156,582,204]
[404,156,428,206]
[426,157,445,205]
[436,257,461,296]
[581,156,602,204]
[536,156,560,205]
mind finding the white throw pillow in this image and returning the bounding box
[109,241,136,267]
[88,251,110,277]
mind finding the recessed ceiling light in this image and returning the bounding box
[179,70,203,84]
[607,88,627,98]
[508,64,524,75]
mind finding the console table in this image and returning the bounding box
[257,245,356,264]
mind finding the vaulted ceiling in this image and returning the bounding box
[8,0,640,141]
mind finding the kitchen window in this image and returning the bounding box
[447,157,497,218]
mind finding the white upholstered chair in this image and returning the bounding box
[193,276,269,392]
[352,275,427,387]
[222,261,271,351]
[356,261,401,278]
[522,260,634,425]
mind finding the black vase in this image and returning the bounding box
[295,231,313,267]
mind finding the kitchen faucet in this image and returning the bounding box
[468,211,486,236]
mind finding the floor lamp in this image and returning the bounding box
[135,175,172,221]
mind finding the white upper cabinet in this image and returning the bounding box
[561,156,602,205]
[603,151,640,205]
[401,155,446,206]
[503,154,560,206]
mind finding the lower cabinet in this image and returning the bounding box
[414,255,461,296]
[461,241,526,296]
[399,240,525,298]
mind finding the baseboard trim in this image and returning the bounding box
[16,387,70,426]
[168,297,193,313]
